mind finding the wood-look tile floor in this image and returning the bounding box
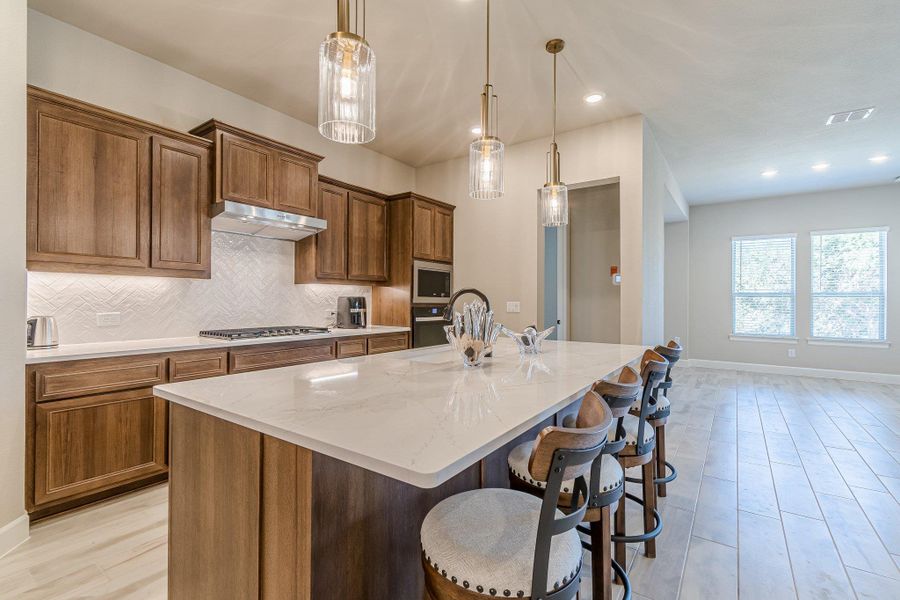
[1,367,898,599]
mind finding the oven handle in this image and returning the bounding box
[414,317,449,323]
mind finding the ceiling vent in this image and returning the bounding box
[826,107,875,125]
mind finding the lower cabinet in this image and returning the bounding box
[26,333,409,520]
[32,388,167,507]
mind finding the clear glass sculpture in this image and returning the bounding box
[502,325,556,354]
[444,300,502,367]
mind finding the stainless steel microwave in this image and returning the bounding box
[413,260,453,304]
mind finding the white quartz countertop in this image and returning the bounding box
[154,339,646,488]
[25,326,410,364]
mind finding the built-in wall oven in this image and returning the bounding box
[413,260,453,304]
[412,306,449,348]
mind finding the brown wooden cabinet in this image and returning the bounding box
[315,183,349,279]
[295,177,388,284]
[411,197,454,263]
[347,192,388,281]
[191,120,322,218]
[33,389,167,507]
[26,87,212,278]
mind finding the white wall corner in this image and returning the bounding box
[0,513,29,559]
[682,358,900,385]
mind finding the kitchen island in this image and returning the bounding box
[154,339,646,599]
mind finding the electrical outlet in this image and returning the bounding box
[96,312,121,327]
[506,301,521,313]
[787,348,797,358]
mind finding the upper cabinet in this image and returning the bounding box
[190,120,323,217]
[296,178,388,284]
[411,196,454,263]
[348,192,388,281]
[26,87,212,278]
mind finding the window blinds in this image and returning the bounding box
[732,235,797,337]
[811,228,888,341]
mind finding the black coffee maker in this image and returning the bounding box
[336,296,367,329]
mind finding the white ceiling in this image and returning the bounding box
[29,0,900,204]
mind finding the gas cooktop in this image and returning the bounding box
[199,326,330,341]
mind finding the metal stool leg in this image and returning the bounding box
[614,494,627,585]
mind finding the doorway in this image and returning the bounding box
[542,182,621,343]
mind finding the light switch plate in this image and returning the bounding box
[787,348,796,358]
[506,301,521,313]
[96,312,121,327]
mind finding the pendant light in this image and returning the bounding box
[318,0,376,144]
[468,0,504,200]
[541,39,568,227]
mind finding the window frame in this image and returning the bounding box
[731,233,798,340]
[809,226,889,344]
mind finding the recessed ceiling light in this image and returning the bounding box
[869,154,890,164]
[470,126,482,135]
[811,162,830,172]
[761,169,778,178]
[583,93,605,104]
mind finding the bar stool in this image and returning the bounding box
[614,350,668,565]
[507,367,642,600]
[644,340,683,498]
[421,403,613,600]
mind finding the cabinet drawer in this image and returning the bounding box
[33,389,167,506]
[169,350,229,382]
[35,355,167,402]
[367,333,409,355]
[336,338,367,358]
[229,341,336,374]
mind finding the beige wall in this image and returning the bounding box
[27,10,415,195]
[685,184,899,375]
[664,221,690,354]
[0,0,28,556]
[569,184,621,343]
[416,115,679,341]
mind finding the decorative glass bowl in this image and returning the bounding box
[444,300,502,367]
[502,325,555,354]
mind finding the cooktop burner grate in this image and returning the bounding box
[199,326,330,340]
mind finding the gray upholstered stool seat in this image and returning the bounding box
[507,441,624,494]
[421,488,583,597]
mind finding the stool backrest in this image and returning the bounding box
[653,340,682,397]
[593,365,642,419]
[527,400,611,599]
[633,350,668,455]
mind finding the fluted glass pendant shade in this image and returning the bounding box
[541,183,568,227]
[318,0,375,145]
[469,137,504,200]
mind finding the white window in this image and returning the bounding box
[732,235,797,338]
[811,228,888,342]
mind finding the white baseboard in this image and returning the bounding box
[682,358,900,385]
[0,513,29,559]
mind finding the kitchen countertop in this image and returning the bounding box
[154,339,646,488]
[25,325,411,364]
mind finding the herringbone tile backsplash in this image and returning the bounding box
[27,232,371,344]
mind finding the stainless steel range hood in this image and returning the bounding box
[211,201,327,242]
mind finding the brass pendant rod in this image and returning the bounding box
[552,52,557,143]
[485,0,491,87]
[337,0,350,33]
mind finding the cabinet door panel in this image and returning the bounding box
[315,183,348,279]
[229,341,336,374]
[433,207,454,263]
[28,98,150,267]
[412,201,435,260]
[33,389,167,506]
[367,333,409,354]
[221,132,274,207]
[151,136,210,272]
[274,152,316,216]
[347,192,387,281]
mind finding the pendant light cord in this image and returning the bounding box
[486,0,490,87]
[552,52,557,143]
